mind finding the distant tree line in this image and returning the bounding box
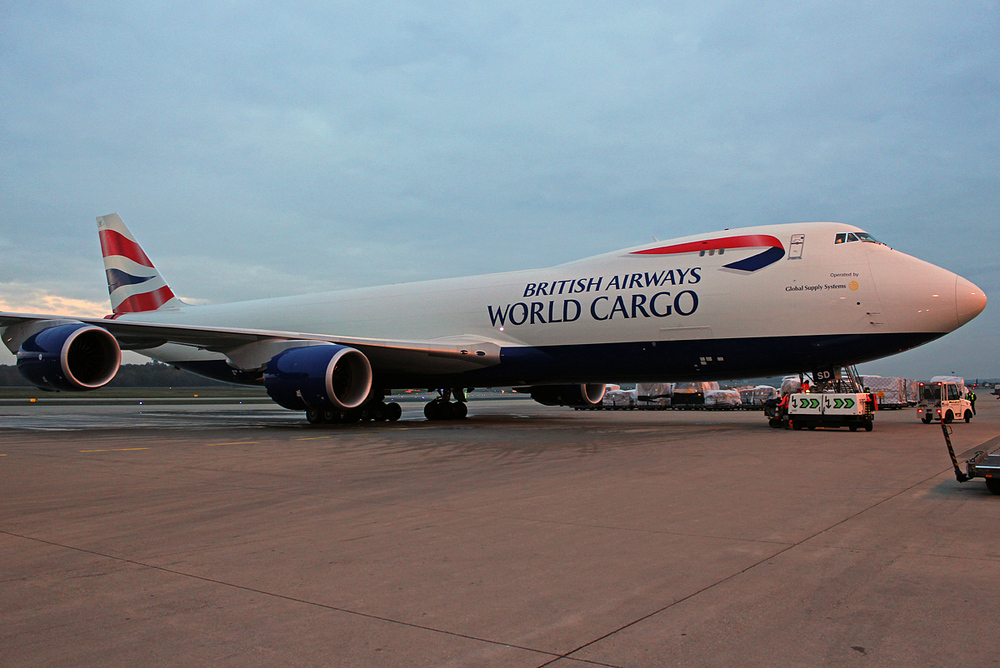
[0,362,232,387]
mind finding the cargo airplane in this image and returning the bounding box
[0,214,987,422]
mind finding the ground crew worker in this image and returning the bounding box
[864,387,878,413]
[969,389,977,415]
[776,392,790,426]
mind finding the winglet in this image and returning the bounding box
[97,214,184,315]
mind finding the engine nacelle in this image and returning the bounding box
[16,323,122,391]
[528,383,606,407]
[263,344,373,411]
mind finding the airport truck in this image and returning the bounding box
[786,392,874,431]
[767,392,875,431]
[765,367,875,431]
[916,379,973,424]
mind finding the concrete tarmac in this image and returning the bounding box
[1,396,998,667]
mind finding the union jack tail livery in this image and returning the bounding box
[97,213,183,315]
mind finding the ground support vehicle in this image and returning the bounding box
[917,380,973,424]
[942,423,1000,495]
[785,392,874,431]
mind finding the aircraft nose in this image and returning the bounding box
[955,275,987,327]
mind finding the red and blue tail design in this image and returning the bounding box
[97,214,183,315]
[630,234,785,273]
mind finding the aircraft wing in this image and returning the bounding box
[0,311,502,376]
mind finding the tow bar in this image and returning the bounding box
[942,421,1000,495]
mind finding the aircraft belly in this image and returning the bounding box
[378,331,944,388]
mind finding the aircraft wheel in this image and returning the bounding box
[306,408,323,424]
[424,399,444,421]
[385,402,402,422]
[985,478,1000,495]
[359,403,381,422]
[424,399,467,420]
[322,408,338,423]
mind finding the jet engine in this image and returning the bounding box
[263,344,373,411]
[16,322,122,391]
[527,383,606,407]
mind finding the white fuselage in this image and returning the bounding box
[123,222,986,387]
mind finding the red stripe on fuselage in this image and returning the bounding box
[114,285,175,313]
[99,229,154,268]
[630,234,783,255]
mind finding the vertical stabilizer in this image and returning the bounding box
[97,213,183,315]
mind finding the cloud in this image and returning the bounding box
[0,284,109,318]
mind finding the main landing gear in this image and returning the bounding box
[304,388,472,424]
[423,388,469,421]
[304,393,402,425]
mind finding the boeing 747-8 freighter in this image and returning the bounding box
[1,214,986,422]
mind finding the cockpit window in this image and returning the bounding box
[835,231,883,245]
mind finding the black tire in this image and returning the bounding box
[986,478,1000,495]
[306,408,323,424]
[385,402,402,422]
[452,401,468,419]
[424,400,445,421]
[864,421,873,432]
[944,411,954,424]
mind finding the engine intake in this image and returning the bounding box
[263,344,373,411]
[528,383,606,407]
[17,323,122,391]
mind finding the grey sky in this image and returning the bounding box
[2,1,997,380]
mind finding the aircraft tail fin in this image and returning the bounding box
[97,213,184,315]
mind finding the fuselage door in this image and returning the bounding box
[788,234,805,259]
